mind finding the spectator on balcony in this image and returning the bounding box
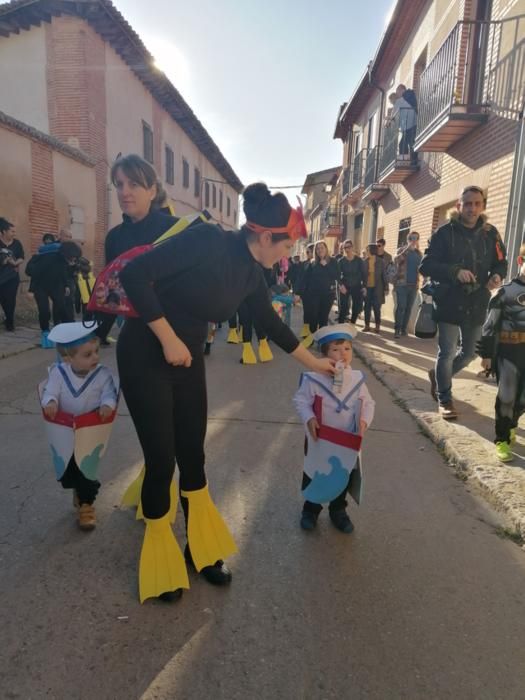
[394,84,418,165]
[304,240,338,335]
[393,231,422,338]
[419,186,507,420]
[384,93,398,126]
[338,240,366,324]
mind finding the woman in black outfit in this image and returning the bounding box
[0,218,24,332]
[118,179,334,603]
[304,240,338,335]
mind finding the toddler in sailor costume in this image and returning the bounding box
[39,323,118,530]
[293,324,375,533]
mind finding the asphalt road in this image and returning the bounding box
[1,323,524,700]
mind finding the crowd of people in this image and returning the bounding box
[2,154,524,606]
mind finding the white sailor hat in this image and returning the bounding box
[47,322,99,348]
[313,323,358,346]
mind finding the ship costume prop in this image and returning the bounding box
[39,323,118,529]
[116,193,307,603]
[477,263,525,462]
[293,324,375,521]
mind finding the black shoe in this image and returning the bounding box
[158,589,184,602]
[300,511,318,531]
[329,509,354,534]
[184,544,232,585]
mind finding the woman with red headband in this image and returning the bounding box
[118,182,334,604]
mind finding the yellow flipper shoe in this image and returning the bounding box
[258,338,273,363]
[139,514,189,603]
[137,480,178,524]
[180,484,237,571]
[300,323,309,338]
[121,466,145,507]
[241,342,257,364]
[302,333,314,349]
[227,328,239,344]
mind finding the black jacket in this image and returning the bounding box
[304,258,338,297]
[419,215,507,325]
[26,250,72,295]
[120,223,299,352]
[105,209,178,264]
[338,256,366,289]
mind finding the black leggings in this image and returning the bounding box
[309,293,334,333]
[60,457,100,505]
[0,276,19,328]
[238,300,266,343]
[33,287,73,331]
[118,321,208,520]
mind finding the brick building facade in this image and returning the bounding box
[334,0,524,258]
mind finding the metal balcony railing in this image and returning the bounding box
[351,149,367,191]
[342,166,351,198]
[364,146,379,189]
[323,207,341,226]
[379,108,417,174]
[417,20,502,142]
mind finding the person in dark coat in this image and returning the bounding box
[0,218,24,332]
[293,243,314,338]
[362,244,388,333]
[419,186,507,420]
[304,240,338,336]
[337,239,366,324]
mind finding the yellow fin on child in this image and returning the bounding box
[181,484,237,571]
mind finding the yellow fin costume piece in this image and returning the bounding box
[139,514,189,603]
[300,323,309,338]
[241,342,257,364]
[227,328,239,344]
[136,480,178,524]
[180,484,237,571]
[258,338,273,362]
[121,466,145,507]
[302,333,314,349]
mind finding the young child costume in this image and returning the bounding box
[39,323,118,528]
[477,276,525,462]
[293,324,375,530]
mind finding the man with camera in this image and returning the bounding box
[419,186,507,419]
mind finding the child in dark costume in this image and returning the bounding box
[478,243,525,462]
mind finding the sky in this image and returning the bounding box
[115,0,395,203]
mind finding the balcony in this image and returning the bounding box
[414,20,501,152]
[341,166,351,199]
[378,108,419,184]
[320,207,343,238]
[342,149,368,204]
[362,146,389,201]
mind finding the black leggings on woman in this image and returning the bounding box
[308,294,334,333]
[117,321,208,520]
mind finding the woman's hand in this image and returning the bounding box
[308,357,336,375]
[162,335,192,367]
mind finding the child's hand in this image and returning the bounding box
[307,417,320,441]
[481,358,492,370]
[44,401,58,419]
[359,419,368,436]
[99,405,113,421]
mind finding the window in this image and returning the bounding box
[204,181,210,208]
[219,190,223,213]
[227,196,231,217]
[165,146,174,185]
[69,205,85,241]
[212,184,217,208]
[194,168,201,198]
[233,209,237,223]
[182,158,190,189]
[397,217,412,247]
[143,121,154,164]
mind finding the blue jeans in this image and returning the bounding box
[394,285,417,333]
[436,321,483,404]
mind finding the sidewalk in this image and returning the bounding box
[0,325,41,358]
[352,298,525,539]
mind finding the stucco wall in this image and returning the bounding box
[0,128,32,257]
[0,26,49,133]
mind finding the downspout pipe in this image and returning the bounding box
[366,61,385,242]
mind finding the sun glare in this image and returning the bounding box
[144,35,190,93]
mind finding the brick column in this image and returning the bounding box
[28,142,59,253]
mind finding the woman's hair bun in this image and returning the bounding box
[243,182,291,228]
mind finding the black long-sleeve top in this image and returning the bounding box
[119,223,299,352]
[338,256,366,288]
[105,209,178,264]
[304,258,338,296]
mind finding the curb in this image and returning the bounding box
[354,340,525,539]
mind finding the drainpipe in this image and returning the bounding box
[505,111,525,278]
[367,61,385,242]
